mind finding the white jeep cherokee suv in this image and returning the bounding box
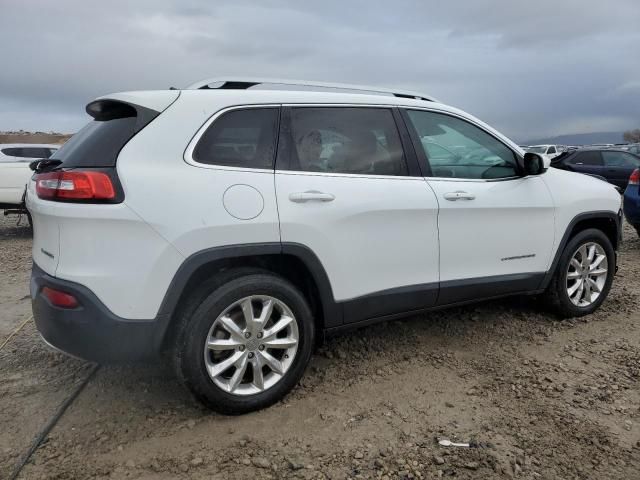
[27,78,622,414]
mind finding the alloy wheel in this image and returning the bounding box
[566,242,608,307]
[203,295,299,395]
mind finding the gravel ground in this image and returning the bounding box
[1,211,639,479]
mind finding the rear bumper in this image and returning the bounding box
[30,263,166,363]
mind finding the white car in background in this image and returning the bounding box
[526,144,563,159]
[0,144,58,209]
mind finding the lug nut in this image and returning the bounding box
[244,332,251,339]
[248,352,255,359]
[259,344,265,351]
[257,332,263,339]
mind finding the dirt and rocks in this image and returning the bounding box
[0,132,71,145]
[1,212,639,479]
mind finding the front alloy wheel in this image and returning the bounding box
[566,242,608,307]
[204,296,299,395]
[542,228,615,318]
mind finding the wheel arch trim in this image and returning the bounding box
[155,242,341,345]
[539,210,621,290]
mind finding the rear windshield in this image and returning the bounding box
[51,116,138,167]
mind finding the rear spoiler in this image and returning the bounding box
[30,159,62,172]
[85,99,159,133]
[94,90,180,113]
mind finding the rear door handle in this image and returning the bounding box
[443,191,475,201]
[289,191,335,203]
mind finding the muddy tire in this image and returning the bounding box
[543,228,615,318]
[173,269,314,415]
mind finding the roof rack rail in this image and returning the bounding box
[184,77,439,102]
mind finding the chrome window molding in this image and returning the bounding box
[185,103,419,179]
[274,169,425,181]
[184,103,525,183]
[426,175,525,183]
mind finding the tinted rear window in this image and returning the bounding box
[51,116,138,167]
[193,108,279,169]
[283,107,408,176]
[570,151,602,166]
[1,148,23,158]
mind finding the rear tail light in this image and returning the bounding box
[629,169,639,186]
[35,171,115,201]
[42,287,79,309]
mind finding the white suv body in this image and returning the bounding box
[0,143,58,208]
[27,79,622,413]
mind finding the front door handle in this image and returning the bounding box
[289,190,335,203]
[443,191,475,201]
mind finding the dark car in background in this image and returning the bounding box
[551,148,640,190]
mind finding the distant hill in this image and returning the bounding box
[521,131,626,146]
[0,131,71,145]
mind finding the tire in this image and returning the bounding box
[543,228,615,318]
[173,269,314,415]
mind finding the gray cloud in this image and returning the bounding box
[1,0,639,140]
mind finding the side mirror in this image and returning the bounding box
[523,152,547,176]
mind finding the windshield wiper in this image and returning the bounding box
[29,159,62,173]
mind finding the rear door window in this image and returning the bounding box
[570,151,603,165]
[193,108,280,169]
[281,107,409,176]
[602,151,640,167]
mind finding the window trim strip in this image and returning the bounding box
[184,103,526,182]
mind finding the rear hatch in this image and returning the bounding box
[27,91,179,276]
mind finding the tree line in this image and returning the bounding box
[624,129,640,143]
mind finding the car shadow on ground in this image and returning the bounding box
[0,214,32,241]
[70,293,548,416]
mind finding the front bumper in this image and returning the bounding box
[30,263,165,363]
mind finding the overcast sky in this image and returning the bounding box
[1,0,639,141]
